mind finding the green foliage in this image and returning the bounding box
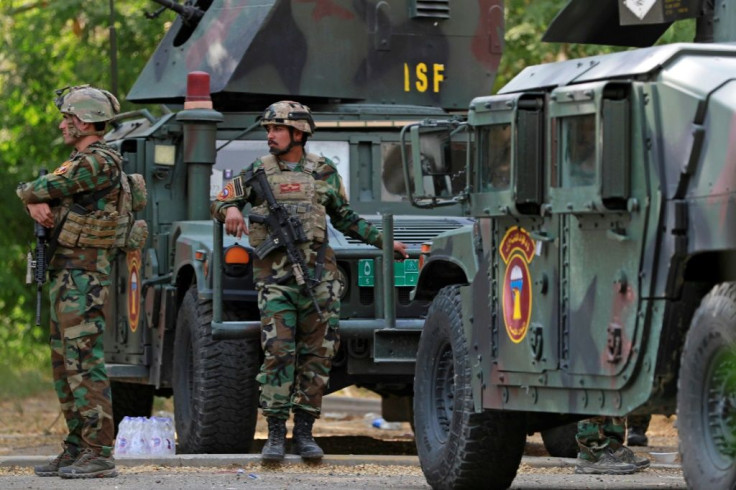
[495,0,697,92]
[0,1,173,368]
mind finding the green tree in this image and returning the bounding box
[496,0,696,91]
[0,1,173,376]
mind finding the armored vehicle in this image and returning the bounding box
[102,0,495,454]
[402,1,736,488]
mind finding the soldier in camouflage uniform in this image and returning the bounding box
[211,101,408,461]
[16,85,124,479]
[575,416,650,474]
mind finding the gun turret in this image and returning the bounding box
[149,0,204,26]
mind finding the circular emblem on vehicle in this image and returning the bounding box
[127,250,142,333]
[500,227,536,344]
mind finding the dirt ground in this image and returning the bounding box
[0,388,680,460]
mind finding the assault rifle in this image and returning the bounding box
[246,168,324,320]
[25,169,50,326]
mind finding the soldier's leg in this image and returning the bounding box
[49,270,83,449]
[256,283,299,420]
[291,275,342,415]
[602,416,626,448]
[58,270,114,457]
[576,416,610,461]
[627,414,652,446]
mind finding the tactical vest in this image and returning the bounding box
[247,154,327,251]
[57,146,148,251]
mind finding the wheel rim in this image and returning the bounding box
[429,339,455,444]
[702,346,736,468]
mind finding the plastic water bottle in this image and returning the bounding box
[114,416,131,457]
[129,417,150,456]
[363,413,403,430]
[159,417,176,455]
[148,417,164,455]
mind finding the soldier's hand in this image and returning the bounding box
[393,240,409,260]
[27,203,53,228]
[224,206,248,238]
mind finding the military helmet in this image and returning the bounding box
[259,100,315,134]
[55,85,121,123]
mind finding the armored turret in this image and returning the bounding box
[129,0,504,111]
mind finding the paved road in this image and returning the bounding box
[0,453,686,489]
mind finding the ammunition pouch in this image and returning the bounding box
[248,202,326,252]
[57,204,119,249]
[118,218,149,252]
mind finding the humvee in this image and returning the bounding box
[402,1,736,488]
[102,0,494,454]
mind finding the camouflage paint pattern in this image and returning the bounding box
[128,0,504,111]
[16,141,123,274]
[576,416,625,462]
[213,153,384,417]
[409,42,736,418]
[49,268,114,457]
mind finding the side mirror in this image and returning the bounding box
[400,120,469,208]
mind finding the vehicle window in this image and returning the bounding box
[479,123,511,191]
[381,139,467,202]
[562,114,596,187]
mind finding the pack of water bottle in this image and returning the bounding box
[114,416,176,458]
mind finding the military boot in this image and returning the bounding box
[627,426,649,447]
[261,417,287,461]
[34,444,80,477]
[292,410,324,460]
[614,445,651,470]
[575,447,637,475]
[58,448,117,479]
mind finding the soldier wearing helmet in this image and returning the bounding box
[212,100,408,461]
[16,85,124,479]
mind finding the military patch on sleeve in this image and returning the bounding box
[53,161,73,175]
[217,176,246,201]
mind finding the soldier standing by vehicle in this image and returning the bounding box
[16,85,123,479]
[575,416,650,474]
[211,101,408,461]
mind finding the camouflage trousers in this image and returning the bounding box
[48,268,114,457]
[576,416,626,461]
[255,275,342,420]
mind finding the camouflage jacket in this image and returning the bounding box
[211,153,383,281]
[16,141,123,274]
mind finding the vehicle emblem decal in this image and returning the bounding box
[127,250,142,333]
[623,0,656,20]
[500,227,535,344]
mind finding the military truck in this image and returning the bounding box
[401,1,736,489]
[101,0,498,454]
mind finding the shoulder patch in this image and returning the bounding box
[217,175,247,202]
[53,161,73,175]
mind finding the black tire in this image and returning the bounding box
[541,423,579,458]
[110,381,154,436]
[678,282,736,490]
[413,286,526,490]
[173,286,261,453]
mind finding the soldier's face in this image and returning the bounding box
[59,114,83,145]
[266,125,302,154]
